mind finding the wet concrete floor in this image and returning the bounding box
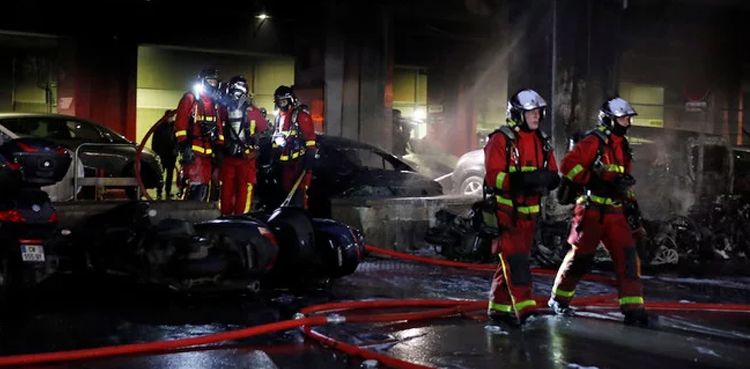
[2,256,750,369]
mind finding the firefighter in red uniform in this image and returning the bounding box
[549,97,656,328]
[217,76,267,215]
[485,89,560,328]
[271,85,316,208]
[174,68,225,202]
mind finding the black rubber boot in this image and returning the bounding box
[623,308,659,329]
[548,298,576,316]
[519,311,540,325]
[488,312,521,329]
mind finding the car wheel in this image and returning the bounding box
[459,175,484,197]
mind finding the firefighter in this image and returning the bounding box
[549,97,656,328]
[485,89,561,328]
[271,85,316,209]
[174,68,225,202]
[217,76,266,215]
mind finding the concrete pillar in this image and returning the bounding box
[318,0,393,151]
[507,0,623,158]
[57,36,138,140]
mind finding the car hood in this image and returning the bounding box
[456,149,484,167]
[337,169,443,198]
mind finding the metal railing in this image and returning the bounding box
[72,143,141,200]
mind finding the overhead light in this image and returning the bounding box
[255,13,269,20]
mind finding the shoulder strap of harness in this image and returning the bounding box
[536,129,552,169]
[587,129,609,169]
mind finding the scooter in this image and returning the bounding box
[0,138,72,300]
[65,201,279,293]
[62,171,367,293]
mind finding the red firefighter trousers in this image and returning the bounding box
[183,154,213,185]
[219,156,256,215]
[489,212,539,320]
[551,203,645,312]
[280,160,312,209]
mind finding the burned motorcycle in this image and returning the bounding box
[64,201,278,293]
[0,138,71,298]
[62,201,367,292]
[231,206,367,287]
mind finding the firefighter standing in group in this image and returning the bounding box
[271,85,317,209]
[174,68,225,202]
[485,89,561,328]
[217,76,266,215]
[549,97,656,328]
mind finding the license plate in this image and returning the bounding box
[20,245,45,262]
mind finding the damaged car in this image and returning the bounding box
[255,134,444,218]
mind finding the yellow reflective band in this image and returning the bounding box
[515,299,537,311]
[291,130,297,135]
[488,301,513,313]
[554,288,575,298]
[280,155,289,161]
[495,196,540,214]
[577,194,622,207]
[244,149,251,154]
[619,296,644,305]
[291,152,300,159]
[508,166,538,173]
[495,172,506,189]
[305,140,316,147]
[218,135,224,141]
[197,115,216,122]
[175,130,188,137]
[567,164,584,180]
[244,183,254,213]
[603,164,624,173]
[250,120,256,134]
[191,145,212,154]
[627,190,636,198]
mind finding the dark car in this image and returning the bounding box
[0,113,163,200]
[255,134,444,218]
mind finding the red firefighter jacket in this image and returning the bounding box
[174,91,225,157]
[273,106,317,162]
[560,130,637,205]
[484,127,558,217]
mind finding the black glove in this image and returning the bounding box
[303,149,316,170]
[609,173,636,196]
[180,147,195,165]
[624,200,643,231]
[509,169,560,192]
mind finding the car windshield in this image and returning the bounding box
[319,143,412,172]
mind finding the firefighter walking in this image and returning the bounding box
[485,89,560,328]
[217,76,266,215]
[174,68,224,202]
[549,97,656,328]
[271,85,317,209]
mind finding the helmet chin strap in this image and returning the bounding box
[612,122,629,136]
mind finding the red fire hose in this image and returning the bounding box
[0,246,747,367]
[364,244,618,287]
[135,110,177,202]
